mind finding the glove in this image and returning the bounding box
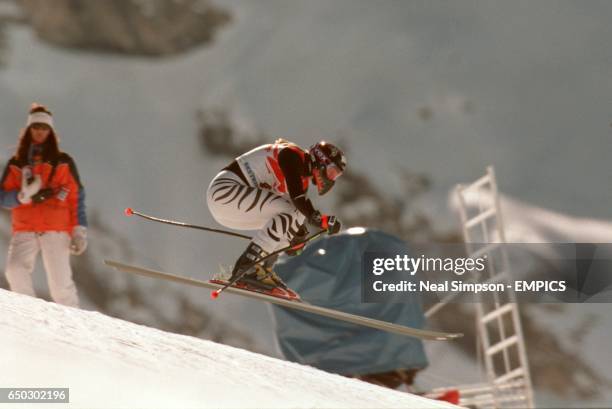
[31,188,55,203]
[309,211,342,235]
[17,172,42,204]
[286,225,309,257]
[323,215,341,235]
[70,225,88,256]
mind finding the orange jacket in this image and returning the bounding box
[1,153,86,233]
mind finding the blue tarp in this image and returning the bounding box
[271,229,429,375]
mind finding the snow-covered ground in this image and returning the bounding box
[0,288,459,409]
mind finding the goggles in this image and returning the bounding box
[324,163,343,181]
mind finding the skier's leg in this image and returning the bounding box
[4,232,40,298]
[206,170,274,230]
[207,170,307,234]
[251,207,306,254]
[229,198,305,286]
[40,232,79,308]
[207,170,305,286]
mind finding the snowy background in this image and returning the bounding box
[1,1,611,408]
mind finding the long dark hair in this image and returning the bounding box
[15,104,61,165]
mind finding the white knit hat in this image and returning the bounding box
[26,104,54,129]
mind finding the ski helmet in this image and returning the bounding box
[309,141,347,195]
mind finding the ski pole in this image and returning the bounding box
[211,229,327,299]
[124,208,251,240]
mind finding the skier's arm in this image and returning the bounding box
[0,160,21,209]
[279,148,342,235]
[0,189,19,209]
[61,154,87,228]
[278,149,316,219]
[69,158,87,227]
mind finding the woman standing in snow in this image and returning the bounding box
[1,103,87,307]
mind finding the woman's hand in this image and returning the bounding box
[70,226,88,255]
[17,170,42,205]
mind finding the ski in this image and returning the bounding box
[104,260,463,341]
[209,278,302,302]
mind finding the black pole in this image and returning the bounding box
[125,208,251,240]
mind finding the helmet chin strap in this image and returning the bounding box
[306,154,315,184]
[313,166,334,195]
[313,169,323,194]
[306,153,315,172]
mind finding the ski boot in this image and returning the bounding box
[223,242,300,301]
[251,258,288,290]
[237,247,286,290]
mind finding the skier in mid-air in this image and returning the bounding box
[206,138,346,292]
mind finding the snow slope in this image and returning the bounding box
[0,289,459,409]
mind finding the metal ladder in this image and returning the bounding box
[454,166,534,409]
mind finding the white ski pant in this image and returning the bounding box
[4,232,79,308]
[206,170,305,254]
